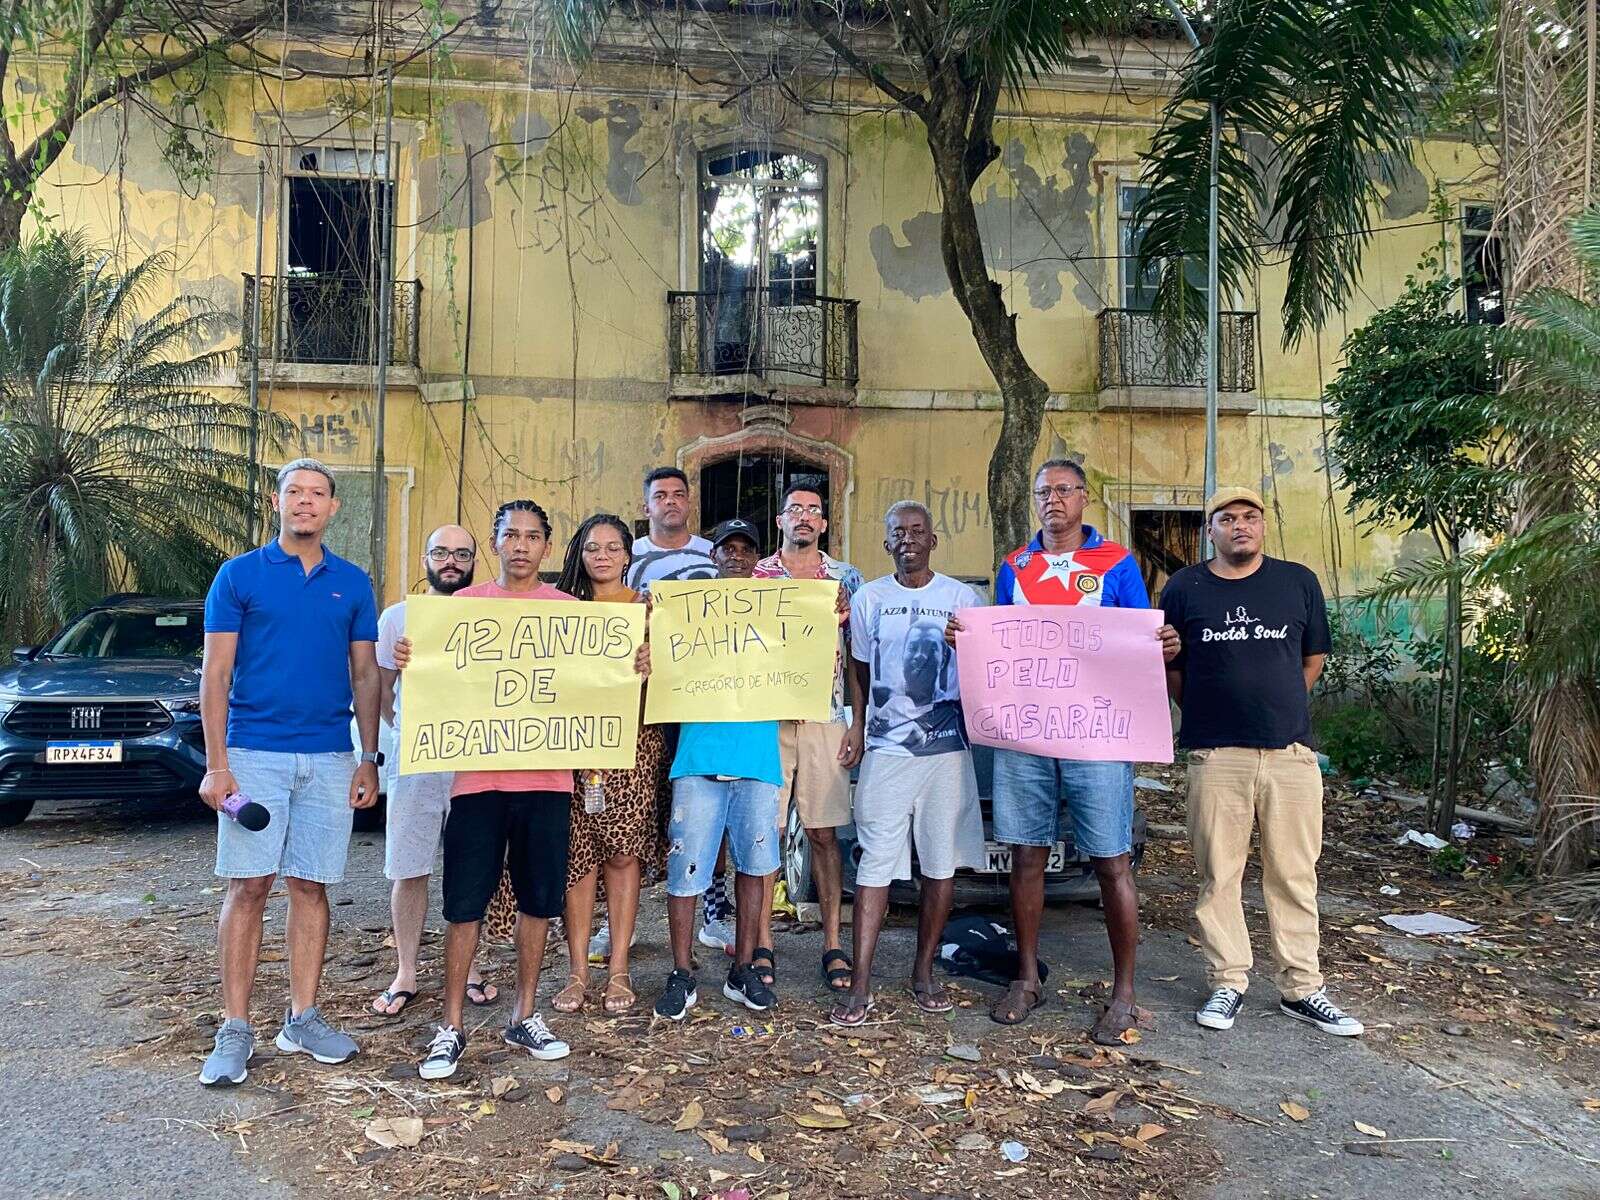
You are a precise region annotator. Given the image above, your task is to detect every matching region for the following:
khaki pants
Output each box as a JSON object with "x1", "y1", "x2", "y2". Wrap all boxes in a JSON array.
[{"x1": 1186, "y1": 744, "x2": 1324, "y2": 1001}]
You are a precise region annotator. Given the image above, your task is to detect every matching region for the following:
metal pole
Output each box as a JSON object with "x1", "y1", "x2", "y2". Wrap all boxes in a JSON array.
[
  {"x1": 370, "y1": 75, "x2": 395, "y2": 600},
  {"x1": 247, "y1": 160, "x2": 265, "y2": 546},
  {"x1": 1161, "y1": 0, "x2": 1220, "y2": 557}
]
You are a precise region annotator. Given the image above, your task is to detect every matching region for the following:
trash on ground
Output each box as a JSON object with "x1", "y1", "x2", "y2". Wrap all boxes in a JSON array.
[
  {"x1": 1134, "y1": 775, "x2": 1174, "y2": 793},
  {"x1": 1380, "y1": 912, "x2": 1481, "y2": 936},
  {"x1": 1396, "y1": 829, "x2": 1449, "y2": 851},
  {"x1": 1000, "y1": 1139, "x2": 1029, "y2": 1162},
  {"x1": 1450, "y1": 821, "x2": 1476, "y2": 841},
  {"x1": 1379, "y1": 884, "x2": 1401, "y2": 896}
]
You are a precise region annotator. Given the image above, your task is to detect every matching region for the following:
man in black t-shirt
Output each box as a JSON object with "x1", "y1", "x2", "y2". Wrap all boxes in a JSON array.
[{"x1": 1160, "y1": 487, "x2": 1363, "y2": 1039}]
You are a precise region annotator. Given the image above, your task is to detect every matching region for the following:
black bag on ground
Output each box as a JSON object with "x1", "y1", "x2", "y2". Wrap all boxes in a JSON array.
[{"x1": 936, "y1": 911, "x2": 1050, "y2": 988}]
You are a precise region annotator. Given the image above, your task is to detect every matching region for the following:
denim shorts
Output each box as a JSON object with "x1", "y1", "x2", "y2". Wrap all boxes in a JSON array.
[
  {"x1": 666, "y1": 776, "x2": 780, "y2": 897},
  {"x1": 990, "y1": 749, "x2": 1134, "y2": 859},
  {"x1": 215, "y1": 747, "x2": 355, "y2": 884}
]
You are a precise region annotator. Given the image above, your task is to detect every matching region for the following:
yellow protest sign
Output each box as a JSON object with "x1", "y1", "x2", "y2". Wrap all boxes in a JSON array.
[
  {"x1": 398, "y1": 595, "x2": 644, "y2": 774},
  {"x1": 645, "y1": 578, "x2": 838, "y2": 723}
]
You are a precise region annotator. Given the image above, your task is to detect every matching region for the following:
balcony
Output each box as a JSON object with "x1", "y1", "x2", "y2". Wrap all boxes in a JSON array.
[
  {"x1": 668, "y1": 287, "x2": 859, "y2": 400},
  {"x1": 1096, "y1": 308, "x2": 1258, "y2": 412},
  {"x1": 242, "y1": 273, "x2": 421, "y2": 383}
]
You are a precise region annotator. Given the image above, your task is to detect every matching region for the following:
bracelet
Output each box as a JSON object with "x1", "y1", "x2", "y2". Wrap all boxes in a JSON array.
[{"x1": 202, "y1": 769, "x2": 232, "y2": 779}]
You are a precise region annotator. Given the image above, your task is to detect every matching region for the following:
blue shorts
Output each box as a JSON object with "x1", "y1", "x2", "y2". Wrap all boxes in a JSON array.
[
  {"x1": 990, "y1": 750, "x2": 1134, "y2": 859},
  {"x1": 666, "y1": 776, "x2": 780, "y2": 897},
  {"x1": 215, "y1": 747, "x2": 355, "y2": 884}
]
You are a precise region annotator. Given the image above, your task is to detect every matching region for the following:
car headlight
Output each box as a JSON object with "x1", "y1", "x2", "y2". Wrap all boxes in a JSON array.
[{"x1": 161, "y1": 697, "x2": 202, "y2": 716}]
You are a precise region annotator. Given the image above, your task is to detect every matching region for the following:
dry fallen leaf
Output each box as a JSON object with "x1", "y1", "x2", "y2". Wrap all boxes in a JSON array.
[
  {"x1": 793, "y1": 1112, "x2": 851, "y2": 1130},
  {"x1": 1084, "y1": 1090, "x2": 1124, "y2": 1116},
  {"x1": 1280, "y1": 1100, "x2": 1311, "y2": 1122},
  {"x1": 1353, "y1": 1120, "x2": 1387, "y2": 1138},
  {"x1": 1134, "y1": 1123, "x2": 1168, "y2": 1142},
  {"x1": 1351, "y1": 925, "x2": 1383, "y2": 935},
  {"x1": 545, "y1": 1086, "x2": 565, "y2": 1104},
  {"x1": 747, "y1": 1144, "x2": 766, "y2": 1163},
  {"x1": 364, "y1": 1116, "x2": 424, "y2": 1149},
  {"x1": 1119, "y1": 1026, "x2": 1142, "y2": 1045},
  {"x1": 491, "y1": 1075, "x2": 517, "y2": 1098},
  {"x1": 673, "y1": 1100, "x2": 704, "y2": 1132},
  {"x1": 699, "y1": 1129, "x2": 732, "y2": 1154}
]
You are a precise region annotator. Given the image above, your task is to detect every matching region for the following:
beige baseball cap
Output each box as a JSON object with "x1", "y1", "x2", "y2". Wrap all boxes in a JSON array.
[{"x1": 1204, "y1": 486, "x2": 1266, "y2": 521}]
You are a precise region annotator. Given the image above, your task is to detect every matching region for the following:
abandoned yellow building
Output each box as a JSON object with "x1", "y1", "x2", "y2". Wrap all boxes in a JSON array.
[{"x1": 26, "y1": 8, "x2": 1499, "y2": 606}]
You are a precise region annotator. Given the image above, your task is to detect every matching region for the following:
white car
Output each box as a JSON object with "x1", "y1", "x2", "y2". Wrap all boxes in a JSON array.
[{"x1": 349, "y1": 715, "x2": 399, "y2": 831}]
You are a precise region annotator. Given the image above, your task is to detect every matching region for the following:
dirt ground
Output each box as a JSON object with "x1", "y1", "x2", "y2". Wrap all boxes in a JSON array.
[{"x1": 1, "y1": 767, "x2": 1597, "y2": 1200}]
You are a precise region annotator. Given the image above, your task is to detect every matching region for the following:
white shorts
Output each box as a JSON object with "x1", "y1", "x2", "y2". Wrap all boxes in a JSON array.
[
  {"x1": 383, "y1": 771, "x2": 453, "y2": 880},
  {"x1": 852, "y1": 749, "x2": 985, "y2": 887}
]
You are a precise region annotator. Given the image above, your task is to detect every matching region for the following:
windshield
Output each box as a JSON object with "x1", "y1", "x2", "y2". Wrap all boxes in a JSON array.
[{"x1": 44, "y1": 610, "x2": 204, "y2": 660}]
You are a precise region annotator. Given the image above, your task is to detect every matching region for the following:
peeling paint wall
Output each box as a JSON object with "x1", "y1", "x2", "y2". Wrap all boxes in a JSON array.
[{"x1": 22, "y1": 48, "x2": 1494, "y2": 605}]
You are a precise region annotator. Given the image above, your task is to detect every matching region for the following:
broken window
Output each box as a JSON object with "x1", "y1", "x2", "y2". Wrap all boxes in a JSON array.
[
  {"x1": 1130, "y1": 507, "x2": 1203, "y2": 597},
  {"x1": 1461, "y1": 204, "x2": 1504, "y2": 326},
  {"x1": 697, "y1": 147, "x2": 823, "y2": 374},
  {"x1": 281, "y1": 147, "x2": 394, "y2": 363}
]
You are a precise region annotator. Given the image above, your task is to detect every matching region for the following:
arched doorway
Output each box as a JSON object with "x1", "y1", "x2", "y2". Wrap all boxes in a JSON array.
[{"x1": 699, "y1": 452, "x2": 830, "y2": 556}]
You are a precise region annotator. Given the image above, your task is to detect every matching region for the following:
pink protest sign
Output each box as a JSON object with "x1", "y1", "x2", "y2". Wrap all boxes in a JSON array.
[{"x1": 955, "y1": 605, "x2": 1174, "y2": 763}]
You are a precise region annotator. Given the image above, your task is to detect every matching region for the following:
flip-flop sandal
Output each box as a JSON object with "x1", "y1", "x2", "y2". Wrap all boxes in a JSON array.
[
  {"x1": 466, "y1": 980, "x2": 499, "y2": 1007},
  {"x1": 552, "y1": 975, "x2": 588, "y2": 1013},
  {"x1": 990, "y1": 980, "x2": 1044, "y2": 1025},
  {"x1": 602, "y1": 973, "x2": 638, "y2": 1014},
  {"x1": 1091, "y1": 1000, "x2": 1156, "y2": 1046},
  {"x1": 751, "y1": 947, "x2": 777, "y2": 988},
  {"x1": 828, "y1": 996, "x2": 875, "y2": 1027},
  {"x1": 371, "y1": 989, "x2": 416, "y2": 1017},
  {"x1": 911, "y1": 981, "x2": 954, "y2": 1013},
  {"x1": 821, "y1": 948, "x2": 853, "y2": 994}
]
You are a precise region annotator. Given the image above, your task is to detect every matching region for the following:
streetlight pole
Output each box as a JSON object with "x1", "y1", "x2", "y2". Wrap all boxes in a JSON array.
[{"x1": 1161, "y1": 1, "x2": 1220, "y2": 556}]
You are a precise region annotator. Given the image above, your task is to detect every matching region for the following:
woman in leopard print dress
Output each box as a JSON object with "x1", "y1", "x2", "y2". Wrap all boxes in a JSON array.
[{"x1": 483, "y1": 515, "x2": 667, "y2": 1013}]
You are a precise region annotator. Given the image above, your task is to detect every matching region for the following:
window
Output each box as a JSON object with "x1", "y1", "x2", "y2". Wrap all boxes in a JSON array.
[
  {"x1": 45, "y1": 610, "x2": 204, "y2": 660},
  {"x1": 1130, "y1": 507, "x2": 1203, "y2": 598},
  {"x1": 696, "y1": 148, "x2": 824, "y2": 376},
  {"x1": 280, "y1": 145, "x2": 394, "y2": 363},
  {"x1": 1462, "y1": 204, "x2": 1504, "y2": 326},
  {"x1": 1118, "y1": 184, "x2": 1206, "y2": 311},
  {"x1": 699, "y1": 455, "x2": 830, "y2": 554}
]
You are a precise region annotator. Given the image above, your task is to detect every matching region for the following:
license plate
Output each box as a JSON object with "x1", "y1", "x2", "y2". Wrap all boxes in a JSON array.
[
  {"x1": 46, "y1": 741, "x2": 122, "y2": 764},
  {"x1": 979, "y1": 841, "x2": 1067, "y2": 873}
]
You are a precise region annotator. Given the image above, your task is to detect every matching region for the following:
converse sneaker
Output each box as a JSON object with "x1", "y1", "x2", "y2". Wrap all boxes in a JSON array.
[
  {"x1": 275, "y1": 1005, "x2": 359, "y2": 1064},
  {"x1": 1196, "y1": 987, "x2": 1244, "y2": 1031},
  {"x1": 504, "y1": 1012, "x2": 570, "y2": 1061},
  {"x1": 654, "y1": 967, "x2": 698, "y2": 1021},
  {"x1": 1280, "y1": 989, "x2": 1364, "y2": 1036},
  {"x1": 418, "y1": 1025, "x2": 466, "y2": 1080},
  {"x1": 199, "y1": 1017, "x2": 254, "y2": 1087},
  {"x1": 723, "y1": 962, "x2": 777, "y2": 1012}
]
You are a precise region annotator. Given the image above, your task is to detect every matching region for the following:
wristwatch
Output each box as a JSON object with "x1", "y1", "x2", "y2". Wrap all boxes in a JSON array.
[{"x1": 358, "y1": 750, "x2": 386, "y2": 766}]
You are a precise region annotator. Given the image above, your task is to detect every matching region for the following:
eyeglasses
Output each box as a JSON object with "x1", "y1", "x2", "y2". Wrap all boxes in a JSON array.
[
  {"x1": 1033, "y1": 484, "x2": 1087, "y2": 501},
  {"x1": 426, "y1": 547, "x2": 475, "y2": 564},
  {"x1": 783, "y1": 503, "x2": 824, "y2": 517}
]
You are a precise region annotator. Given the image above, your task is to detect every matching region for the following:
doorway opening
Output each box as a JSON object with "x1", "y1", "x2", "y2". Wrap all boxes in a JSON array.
[
  {"x1": 1130, "y1": 507, "x2": 1203, "y2": 598},
  {"x1": 699, "y1": 454, "x2": 830, "y2": 556}
]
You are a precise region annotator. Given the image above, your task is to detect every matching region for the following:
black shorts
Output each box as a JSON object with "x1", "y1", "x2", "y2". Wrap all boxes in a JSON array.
[{"x1": 441, "y1": 790, "x2": 571, "y2": 923}]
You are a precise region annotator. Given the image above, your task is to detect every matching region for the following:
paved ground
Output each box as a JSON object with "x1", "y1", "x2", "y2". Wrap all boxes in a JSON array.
[{"x1": 1, "y1": 793, "x2": 1597, "y2": 1199}]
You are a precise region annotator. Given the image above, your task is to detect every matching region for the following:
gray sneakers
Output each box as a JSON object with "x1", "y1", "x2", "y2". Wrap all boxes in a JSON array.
[
  {"x1": 275, "y1": 1005, "x2": 359, "y2": 1064},
  {"x1": 199, "y1": 1018, "x2": 255, "y2": 1087}
]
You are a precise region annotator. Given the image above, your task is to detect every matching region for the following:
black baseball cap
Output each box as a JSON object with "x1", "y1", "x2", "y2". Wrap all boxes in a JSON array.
[{"x1": 709, "y1": 518, "x2": 761, "y2": 549}]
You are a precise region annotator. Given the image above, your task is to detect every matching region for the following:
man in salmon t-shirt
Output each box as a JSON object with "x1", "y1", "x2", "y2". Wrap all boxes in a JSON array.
[{"x1": 393, "y1": 500, "x2": 648, "y2": 1080}]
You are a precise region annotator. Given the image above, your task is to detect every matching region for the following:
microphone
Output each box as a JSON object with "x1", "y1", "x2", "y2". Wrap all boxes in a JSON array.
[{"x1": 221, "y1": 791, "x2": 271, "y2": 832}]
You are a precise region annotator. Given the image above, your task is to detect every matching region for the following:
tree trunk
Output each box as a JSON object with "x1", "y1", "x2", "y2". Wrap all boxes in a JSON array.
[
  {"x1": 0, "y1": 196, "x2": 24, "y2": 253},
  {"x1": 921, "y1": 116, "x2": 1051, "y2": 571}
]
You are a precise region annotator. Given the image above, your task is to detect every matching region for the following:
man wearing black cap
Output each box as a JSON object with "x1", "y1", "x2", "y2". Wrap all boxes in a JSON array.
[
  {"x1": 1160, "y1": 487, "x2": 1363, "y2": 1038},
  {"x1": 708, "y1": 518, "x2": 762, "y2": 579}
]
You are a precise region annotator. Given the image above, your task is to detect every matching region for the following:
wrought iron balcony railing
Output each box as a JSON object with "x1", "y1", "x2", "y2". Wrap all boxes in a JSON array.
[
  {"x1": 1097, "y1": 307, "x2": 1257, "y2": 392},
  {"x1": 242, "y1": 274, "x2": 421, "y2": 368},
  {"x1": 668, "y1": 287, "x2": 859, "y2": 388}
]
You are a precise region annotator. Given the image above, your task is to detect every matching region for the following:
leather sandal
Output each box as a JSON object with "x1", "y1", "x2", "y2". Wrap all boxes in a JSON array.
[
  {"x1": 990, "y1": 980, "x2": 1044, "y2": 1025},
  {"x1": 552, "y1": 974, "x2": 588, "y2": 1013},
  {"x1": 602, "y1": 973, "x2": 637, "y2": 1014}
]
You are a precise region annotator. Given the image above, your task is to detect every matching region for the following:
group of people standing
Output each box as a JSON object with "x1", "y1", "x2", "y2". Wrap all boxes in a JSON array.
[{"x1": 195, "y1": 453, "x2": 1362, "y2": 1090}]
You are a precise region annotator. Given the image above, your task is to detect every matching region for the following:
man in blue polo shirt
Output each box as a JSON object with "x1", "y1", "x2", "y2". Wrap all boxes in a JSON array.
[{"x1": 197, "y1": 458, "x2": 382, "y2": 1087}]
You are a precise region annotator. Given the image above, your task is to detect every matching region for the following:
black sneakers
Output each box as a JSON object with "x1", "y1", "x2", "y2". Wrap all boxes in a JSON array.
[
  {"x1": 419, "y1": 1025, "x2": 465, "y2": 1080},
  {"x1": 1196, "y1": 986, "x2": 1244, "y2": 1030},
  {"x1": 504, "y1": 1012, "x2": 571, "y2": 1060},
  {"x1": 1280, "y1": 989, "x2": 1364, "y2": 1036},
  {"x1": 654, "y1": 968, "x2": 698, "y2": 1021},
  {"x1": 723, "y1": 962, "x2": 777, "y2": 1012}
]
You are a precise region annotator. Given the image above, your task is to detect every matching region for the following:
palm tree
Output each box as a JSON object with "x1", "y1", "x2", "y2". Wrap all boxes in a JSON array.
[{"x1": 0, "y1": 232, "x2": 284, "y2": 646}]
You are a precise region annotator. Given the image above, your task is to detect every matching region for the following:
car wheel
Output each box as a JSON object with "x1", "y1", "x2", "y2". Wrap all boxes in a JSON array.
[
  {"x1": 0, "y1": 798, "x2": 35, "y2": 828},
  {"x1": 352, "y1": 794, "x2": 387, "y2": 834},
  {"x1": 781, "y1": 803, "x2": 817, "y2": 904}
]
